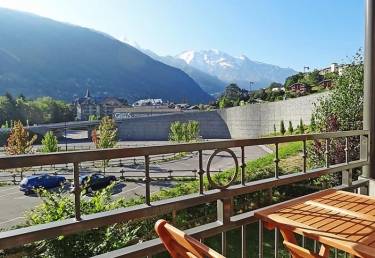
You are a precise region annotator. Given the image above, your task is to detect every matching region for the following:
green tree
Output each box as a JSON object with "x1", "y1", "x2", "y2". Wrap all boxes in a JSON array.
[
  {"x1": 218, "y1": 96, "x2": 232, "y2": 108},
  {"x1": 41, "y1": 131, "x2": 59, "y2": 153},
  {"x1": 311, "y1": 50, "x2": 363, "y2": 169},
  {"x1": 5, "y1": 121, "x2": 37, "y2": 179},
  {"x1": 284, "y1": 72, "x2": 304, "y2": 89},
  {"x1": 169, "y1": 121, "x2": 200, "y2": 143},
  {"x1": 93, "y1": 117, "x2": 118, "y2": 173},
  {"x1": 288, "y1": 121, "x2": 294, "y2": 134},
  {"x1": 6, "y1": 121, "x2": 37, "y2": 155},
  {"x1": 280, "y1": 120, "x2": 286, "y2": 135}
]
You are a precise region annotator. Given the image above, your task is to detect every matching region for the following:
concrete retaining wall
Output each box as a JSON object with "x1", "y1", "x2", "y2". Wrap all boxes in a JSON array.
[
  {"x1": 219, "y1": 92, "x2": 327, "y2": 138},
  {"x1": 117, "y1": 111, "x2": 230, "y2": 140},
  {"x1": 117, "y1": 92, "x2": 328, "y2": 140}
]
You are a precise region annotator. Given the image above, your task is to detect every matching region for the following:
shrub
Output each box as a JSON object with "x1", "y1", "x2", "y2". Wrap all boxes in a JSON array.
[{"x1": 169, "y1": 121, "x2": 200, "y2": 143}]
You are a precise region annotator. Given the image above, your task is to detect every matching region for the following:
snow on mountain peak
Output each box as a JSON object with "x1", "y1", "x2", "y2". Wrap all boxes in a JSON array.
[
  {"x1": 175, "y1": 49, "x2": 297, "y2": 88},
  {"x1": 177, "y1": 50, "x2": 196, "y2": 64}
]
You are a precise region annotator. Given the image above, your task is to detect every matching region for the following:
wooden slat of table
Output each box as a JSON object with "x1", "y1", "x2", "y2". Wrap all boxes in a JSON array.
[{"x1": 255, "y1": 189, "x2": 375, "y2": 258}]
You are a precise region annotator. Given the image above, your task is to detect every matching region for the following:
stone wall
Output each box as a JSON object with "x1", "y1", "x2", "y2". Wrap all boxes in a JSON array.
[{"x1": 117, "y1": 92, "x2": 328, "y2": 140}]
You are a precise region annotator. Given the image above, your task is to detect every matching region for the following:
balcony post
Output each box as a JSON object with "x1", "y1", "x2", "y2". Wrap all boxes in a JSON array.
[
  {"x1": 73, "y1": 162, "x2": 81, "y2": 221},
  {"x1": 363, "y1": 0, "x2": 375, "y2": 189},
  {"x1": 217, "y1": 197, "x2": 232, "y2": 256}
]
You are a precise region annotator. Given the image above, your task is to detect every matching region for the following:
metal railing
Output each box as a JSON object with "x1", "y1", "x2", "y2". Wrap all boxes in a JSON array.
[{"x1": 0, "y1": 130, "x2": 369, "y2": 257}]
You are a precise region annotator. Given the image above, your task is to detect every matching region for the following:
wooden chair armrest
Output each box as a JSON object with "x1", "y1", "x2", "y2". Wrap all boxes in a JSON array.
[{"x1": 283, "y1": 241, "x2": 324, "y2": 258}]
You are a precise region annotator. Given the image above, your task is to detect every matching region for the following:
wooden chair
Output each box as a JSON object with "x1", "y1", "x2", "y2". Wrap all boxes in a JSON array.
[
  {"x1": 283, "y1": 241, "x2": 328, "y2": 258},
  {"x1": 155, "y1": 219, "x2": 225, "y2": 258}
]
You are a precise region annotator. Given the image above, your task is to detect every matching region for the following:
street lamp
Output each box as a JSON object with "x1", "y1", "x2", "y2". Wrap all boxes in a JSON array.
[
  {"x1": 64, "y1": 121, "x2": 67, "y2": 151},
  {"x1": 249, "y1": 81, "x2": 254, "y2": 92}
]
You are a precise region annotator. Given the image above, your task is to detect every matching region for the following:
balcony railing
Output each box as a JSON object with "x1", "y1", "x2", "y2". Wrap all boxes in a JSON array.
[{"x1": 0, "y1": 130, "x2": 369, "y2": 257}]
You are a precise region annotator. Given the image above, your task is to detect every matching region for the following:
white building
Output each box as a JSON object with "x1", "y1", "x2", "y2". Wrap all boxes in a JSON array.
[{"x1": 132, "y1": 98, "x2": 163, "y2": 107}]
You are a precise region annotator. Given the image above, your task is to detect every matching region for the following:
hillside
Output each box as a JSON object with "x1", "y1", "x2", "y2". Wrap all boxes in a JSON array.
[{"x1": 0, "y1": 8, "x2": 213, "y2": 104}]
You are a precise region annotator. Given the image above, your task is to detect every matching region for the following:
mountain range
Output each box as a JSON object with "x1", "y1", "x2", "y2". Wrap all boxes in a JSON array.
[
  {"x1": 134, "y1": 45, "x2": 297, "y2": 94},
  {"x1": 0, "y1": 8, "x2": 212, "y2": 104},
  {"x1": 0, "y1": 7, "x2": 297, "y2": 104},
  {"x1": 176, "y1": 49, "x2": 297, "y2": 91}
]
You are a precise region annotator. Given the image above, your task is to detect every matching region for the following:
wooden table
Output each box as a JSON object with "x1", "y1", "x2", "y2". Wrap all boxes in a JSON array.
[{"x1": 255, "y1": 189, "x2": 375, "y2": 258}]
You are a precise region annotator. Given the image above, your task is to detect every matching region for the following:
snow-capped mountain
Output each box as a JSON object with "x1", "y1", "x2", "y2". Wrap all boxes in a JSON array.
[
  {"x1": 176, "y1": 49, "x2": 297, "y2": 89},
  {"x1": 139, "y1": 48, "x2": 227, "y2": 96}
]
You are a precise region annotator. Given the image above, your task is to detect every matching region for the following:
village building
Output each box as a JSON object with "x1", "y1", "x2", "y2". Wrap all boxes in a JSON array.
[{"x1": 74, "y1": 89, "x2": 126, "y2": 120}]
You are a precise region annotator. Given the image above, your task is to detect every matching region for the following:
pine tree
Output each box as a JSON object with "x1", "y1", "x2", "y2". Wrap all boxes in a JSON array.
[
  {"x1": 288, "y1": 121, "x2": 294, "y2": 134},
  {"x1": 41, "y1": 131, "x2": 59, "y2": 153},
  {"x1": 280, "y1": 120, "x2": 286, "y2": 135}
]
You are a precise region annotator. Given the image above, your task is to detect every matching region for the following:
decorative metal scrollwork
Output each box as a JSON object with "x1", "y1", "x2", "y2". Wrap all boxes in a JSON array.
[{"x1": 206, "y1": 148, "x2": 239, "y2": 189}]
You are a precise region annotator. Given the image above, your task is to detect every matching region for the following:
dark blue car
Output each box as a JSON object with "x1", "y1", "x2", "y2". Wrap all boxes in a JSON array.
[
  {"x1": 72, "y1": 173, "x2": 116, "y2": 193},
  {"x1": 20, "y1": 174, "x2": 66, "y2": 194}
]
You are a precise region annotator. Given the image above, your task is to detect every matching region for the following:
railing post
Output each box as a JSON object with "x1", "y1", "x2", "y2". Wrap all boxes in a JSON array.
[
  {"x1": 325, "y1": 139, "x2": 330, "y2": 168},
  {"x1": 342, "y1": 169, "x2": 353, "y2": 187},
  {"x1": 274, "y1": 228, "x2": 279, "y2": 258},
  {"x1": 241, "y1": 146, "x2": 246, "y2": 185},
  {"x1": 259, "y1": 220, "x2": 264, "y2": 258},
  {"x1": 241, "y1": 225, "x2": 247, "y2": 258},
  {"x1": 274, "y1": 143, "x2": 280, "y2": 178},
  {"x1": 198, "y1": 150, "x2": 204, "y2": 194},
  {"x1": 144, "y1": 155, "x2": 151, "y2": 205},
  {"x1": 342, "y1": 137, "x2": 353, "y2": 187},
  {"x1": 73, "y1": 162, "x2": 81, "y2": 221},
  {"x1": 302, "y1": 139, "x2": 307, "y2": 173},
  {"x1": 217, "y1": 197, "x2": 232, "y2": 257}
]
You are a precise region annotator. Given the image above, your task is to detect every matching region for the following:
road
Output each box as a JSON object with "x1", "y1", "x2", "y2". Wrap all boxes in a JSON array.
[{"x1": 0, "y1": 140, "x2": 270, "y2": 229}]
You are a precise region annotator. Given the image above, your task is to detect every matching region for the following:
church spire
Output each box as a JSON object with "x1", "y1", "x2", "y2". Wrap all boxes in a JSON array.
[{"x1": 85, "y1": 88, "x2": 91, "y2": 98}]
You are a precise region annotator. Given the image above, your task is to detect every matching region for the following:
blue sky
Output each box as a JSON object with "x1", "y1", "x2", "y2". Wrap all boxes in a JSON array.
[{"x1": 0, "y1": 0, "x2": 364, "y2": 71}]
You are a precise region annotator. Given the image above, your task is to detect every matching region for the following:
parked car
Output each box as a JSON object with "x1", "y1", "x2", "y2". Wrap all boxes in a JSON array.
[
  {"x1": 20, "y1": 174, "x2": 66, "y2": 194},
  {"x1": 72, "y1": 173, "x2": 116, "y2": 193}
]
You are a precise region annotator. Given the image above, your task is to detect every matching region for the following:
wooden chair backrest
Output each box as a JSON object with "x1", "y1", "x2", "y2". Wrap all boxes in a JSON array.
[
  {"x1": 283, "y1": 241, "x2": 326, "y2": 258},
  {"x1": 155, "y1": 219, "x2": 225, "y2": 258}
]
